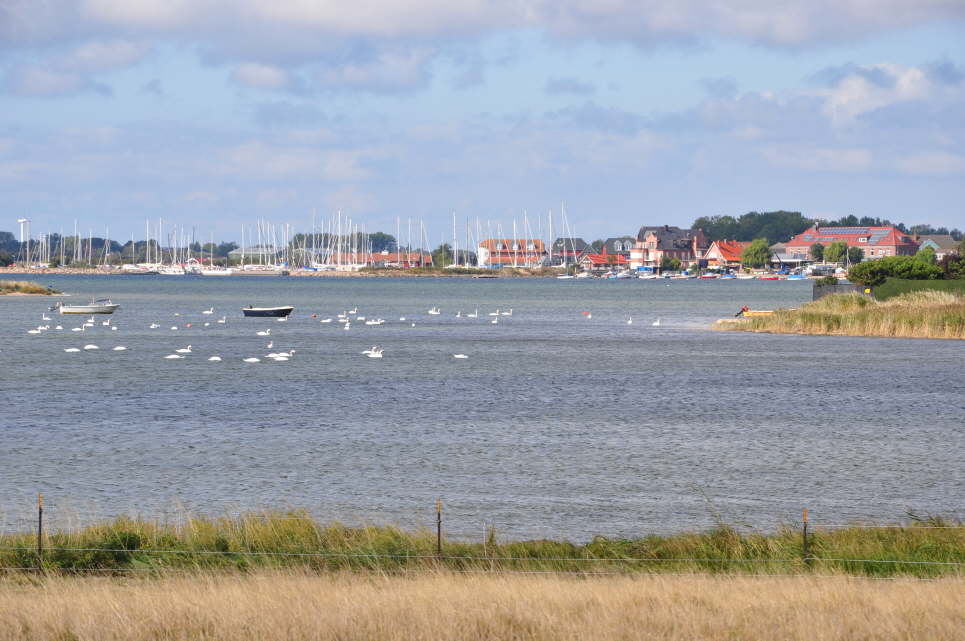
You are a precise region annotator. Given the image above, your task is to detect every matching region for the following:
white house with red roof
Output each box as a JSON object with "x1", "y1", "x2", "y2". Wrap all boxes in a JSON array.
[
  {"x1": 784, "y1": 226, "x2": 918, "y2": 260},
  {"x1": 477, "y1": 238, "x2": 547, "y2": 267},
  {"x1": 704, "y1": 240, "x2": 751, "y2": 268}
]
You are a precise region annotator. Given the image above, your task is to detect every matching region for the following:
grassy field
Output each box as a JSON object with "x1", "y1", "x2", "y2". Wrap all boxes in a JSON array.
[
  {"x1": 719, "y1": 290, "x2": 965, "y2": 339},
  {"x1": 0, "y1": 280, "x2": 58, "y2": 295},
  {"x1": 2, "y1": 511, "x2": 962, "y2": 578},
  {"x1": 874, "y1": 277, "x2": 965, "y2": 301},
  {"x1": 0, "y1": 571, "x2": 961, "y2": 641}
]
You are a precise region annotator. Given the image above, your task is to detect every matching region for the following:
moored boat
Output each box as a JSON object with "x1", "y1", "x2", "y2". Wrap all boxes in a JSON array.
[
  {"x1": 242, "y1": 305, "x2": 294, "y2": 318},
  {"x1": 52, "y1": 299, "x2": 120, "y2": 315}
]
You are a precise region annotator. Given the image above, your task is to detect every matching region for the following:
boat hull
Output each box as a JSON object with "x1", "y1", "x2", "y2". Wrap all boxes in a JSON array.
[
  {"x1": 242, "y1": 306, "x2": 294, "y2": 317},
  {"x1": 59, "y1": 304, "x2": 119, "y2": 315}
]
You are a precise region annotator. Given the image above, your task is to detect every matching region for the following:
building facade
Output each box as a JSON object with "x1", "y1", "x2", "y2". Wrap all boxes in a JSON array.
[
  {"x1": 784, "y1": 226, "x2": 919, "y2": 260},
  {"x1": 629, "y1": 226, "x2": 709, "y2": 269},
  {"x1": 477, "y1": 239, "x2": 547, "y2": 267},
  {"x1": 704, "y1": 240, "x2": 751, "y2": 269}
]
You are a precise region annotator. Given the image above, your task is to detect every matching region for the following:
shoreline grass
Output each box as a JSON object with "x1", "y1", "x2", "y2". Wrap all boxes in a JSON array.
[
  {"x1": 0, "y1": 571, "x2": 962, "y2": 641},
  {"x1": 719, "y1": 290, "x2": 965, "y2": 339},
  {"x1": 0, "y1": 280, "x2": 59, "y2": 295},
  {"x1": 2, "y1": 511, "x2": 961, "y2": 578}
]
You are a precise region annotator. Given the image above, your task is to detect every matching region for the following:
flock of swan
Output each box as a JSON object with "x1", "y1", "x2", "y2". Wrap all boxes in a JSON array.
[{"x1": 22, "y1": 303, "x2": 663, "y2": 364}]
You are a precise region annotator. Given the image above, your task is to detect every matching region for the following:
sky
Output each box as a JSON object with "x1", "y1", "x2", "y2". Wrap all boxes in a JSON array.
[{"x1": 2, "y1": 0, "x2": 965, "y2": 244}]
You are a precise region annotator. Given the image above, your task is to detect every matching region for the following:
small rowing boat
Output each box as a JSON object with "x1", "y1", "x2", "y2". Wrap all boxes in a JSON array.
[{"x1": 242, "y1": 305, "x2": 294, "y2": 318}]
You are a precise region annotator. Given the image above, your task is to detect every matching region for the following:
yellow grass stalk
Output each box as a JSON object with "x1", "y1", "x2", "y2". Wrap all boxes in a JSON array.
[{"x1": 0, "y1": 571, "x2": 961, "y2": 641}]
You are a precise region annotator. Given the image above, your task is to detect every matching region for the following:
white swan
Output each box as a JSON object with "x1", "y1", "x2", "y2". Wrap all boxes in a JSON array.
[
  {"x1": 320, "y1": 318, "x2": 332, "y2": 323},
  {"x1": 63, "y1": 347, "x2": 81, "y2": 353},
  {"x1": 54, "y1": 325, "x2": 63, "y2": 330},
  {"x1": 170, "y1": 326, "x2": 178, "y2": 330},
  {"x1": 41, "y1": 314, "x2": 51, "y2": 321},
  {"x1": 488, "y1": 309, "x2": 499, "y2": 316},
  {"x1": 83, "y1": 344, "x2": 98, "y2": 350},
  {"x1": 343, "y1": 322, "x2": 351, "y2": 330},
  {"x1": 272, "y1": 356, "x2": 289, "y2": 362},
  {"x1": 242, "y1": 357, "x2": 260, "y2": 363},
  {"x1": 500, "y1": 308, "x2": 513, "y2": 316},
  {"x1": 348, "y1": 307, "x2": 358, "y2": 314},
  {"x1": 71, "y1": 326, "x2": 85, "y2": 332},
  {"x1": 256, "y1": 329, "x2": 271, "y2": 336},
  {"x1": 453, "y1": 354, "x2": 469, "y2": 359},
  {"x1": 27, "y1": 329, "x2": 42, "y2": 334},
  {"x1": 652, "y1": 318, "x2": 661, "y2": 326},
  {"x1": 112, "y1": 346, "x2": 127, "y2": 351},
  {"x1": 276, "y1": 350, "x2": 295, "y2": 357},
  {"x1": 627, "y1": 316, "x2": 633, "y2": 325},
  {"x1": 175, "y1": 345, "x2": 192, "y2": 353},
  {"x1": 276, "y1": 316, "x2": 287, "y2": 322},
  {"x1": 399, "y1": 316, "x2": 406, "y2": 321},
  {"x1": 202, "y1": 307, "x2": 214, "y2": 315},
  {"x1": 217, "y1": 316, "x2": 226, "y2": 324},
  {"x1": 164, "y1": 354, "x2": 183, "y2": 359},
  {"x1": 102, "y1": 319, "x2": 111, "y2": 326},
  {"x1": 208, "y1": 356, "x2": 222, "y2": 362},
  {"x1": 491, "y1": 317, "x2": 498, "y2": 324},
  {"x1": 203, "y1": 322, "x2": 210, "y2": 327},
  {"x1": 467, "y1": 309, "x2": 478, "y2": 318},
  {"x1": 149, "y1": 323, "x2": 159, "y2": 329}
]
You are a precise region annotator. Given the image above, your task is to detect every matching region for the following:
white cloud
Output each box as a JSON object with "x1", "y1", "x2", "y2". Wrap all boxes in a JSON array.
[
  {"x1": 2, "y1": 66, "x2": 110, "y2": 98},
  {"x1": 58, "y1": 40, "x2": 151, "y2": 73},
  {"x1": 230, "y1": 62, "x2": 292, "y2": 90},
  {"x1": 314, "y1": 49, "x2": 433, "y2": 93},
  {"x1": 896, "y1": 151, "x2": 965, "y2": 175},
  {"x1": 814, "y1": 63, "x2": 931, "y2": 125},
  {"x1": 761, "y1": 146, "x2": 873, "y2": 172}
]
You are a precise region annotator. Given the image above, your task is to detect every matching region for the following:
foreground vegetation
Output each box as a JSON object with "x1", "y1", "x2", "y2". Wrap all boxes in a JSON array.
[
  {"x1": 1, "y1": 511, "x2": 962, "y2": 578},
  {"x1": 0, "y1": 280, "x2": 58, "y2": 295},
  {"x1": 1, "y1": 571, "x2": 962, "y2": 641},
  {"x1": 721, "y1": 290, "x2": 965, "y2": 340},
  {"x1": 874, "y1": 277, "x2": 965, "y2": 301}
]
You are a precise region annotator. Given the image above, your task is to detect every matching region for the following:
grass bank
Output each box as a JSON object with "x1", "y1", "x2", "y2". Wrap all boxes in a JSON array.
[
  {"x1": 874, "y1": 277, "x2": 965, "y2": 301},
  {"x1": 1, "y1": 572, "x2": 962, "y2": 641},
  {"x1": 1, "y1": 511, "x2": 962, "y2": 578},
  {"x1": 0, "y1": 280, "x2": 59, "y2": 295},
  {"x1": 719, "y1": 290, "x2": 965, "y2": 339}
]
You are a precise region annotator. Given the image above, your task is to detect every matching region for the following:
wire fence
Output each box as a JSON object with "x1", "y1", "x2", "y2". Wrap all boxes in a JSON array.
[{"x1": 1, "y1": 497, "x2": 962, "y2": 579}]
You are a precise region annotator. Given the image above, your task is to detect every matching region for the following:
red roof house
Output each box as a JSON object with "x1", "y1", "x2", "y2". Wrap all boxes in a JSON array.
[{"x1": 785, "y1": 226, "x2": 918, "y2": 260}]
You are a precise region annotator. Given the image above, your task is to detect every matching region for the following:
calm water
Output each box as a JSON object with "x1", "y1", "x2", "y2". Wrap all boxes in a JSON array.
[{"x1": 1, "y1": 275, "x2": 962, "y2": 539}]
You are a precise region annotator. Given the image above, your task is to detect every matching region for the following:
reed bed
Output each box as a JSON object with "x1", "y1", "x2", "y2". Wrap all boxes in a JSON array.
[
  {"x1": 1, "y1": 511, "x2": 962, "y2": 578},
  {"x1": 720, "y1": 290, "x2": 965, "y2": 339},
  {"x1": 0, "y1": 280, "x2": 57, "y2": 295},
  {"x1": 0, "y1": 570, "x2": 962, "y2": 641}
]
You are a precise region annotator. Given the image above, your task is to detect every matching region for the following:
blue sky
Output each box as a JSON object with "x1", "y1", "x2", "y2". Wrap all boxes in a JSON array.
[{"x1": 2, "y1": 1, "x2": 965, "y2": 242}]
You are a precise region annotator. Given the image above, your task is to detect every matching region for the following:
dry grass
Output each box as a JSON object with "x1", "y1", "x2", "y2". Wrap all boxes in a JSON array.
[
  {"x1": 0, "y1": 280, "x2": 57, "y2": 295},
  {"x1": 0, "y1": 571, "x2": 961, "y2": 640},
  {"x1": 720, "y1": 290, "x2": 965, "y2": 339}
]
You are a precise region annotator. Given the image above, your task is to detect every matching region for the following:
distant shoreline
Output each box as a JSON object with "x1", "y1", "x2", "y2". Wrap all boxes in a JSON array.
[{"x1": 0, "y1": 267, "x2": 551, "y2": 278}]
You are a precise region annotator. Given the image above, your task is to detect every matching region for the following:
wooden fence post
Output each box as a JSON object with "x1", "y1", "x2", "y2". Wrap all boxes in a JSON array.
[
  {"x1": 436, "y1": 499, "x2": 442, "y2": 556},
  {"x1": 802, "y1": 508, "x2": 811, "y2": 567},
  {"x1": 36, "y1": 493, "x2": 44, "y2": 573}
]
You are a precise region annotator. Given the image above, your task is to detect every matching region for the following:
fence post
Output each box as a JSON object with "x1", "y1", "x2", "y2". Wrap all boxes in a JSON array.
[
  {"x1": 802, "y1": 507, "x2": 810, "y2": 568},
  {"x1": 36, "y1": 493, "x2": 44, "y2": 573},
  {"x1": 436, "y1": 499, "x2": 442, "y2": 556}
]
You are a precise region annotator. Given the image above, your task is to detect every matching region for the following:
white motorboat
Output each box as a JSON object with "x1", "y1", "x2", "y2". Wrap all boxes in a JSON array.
[{"x1": 51, "y1": 299, "x2": 120, "y2": 315}]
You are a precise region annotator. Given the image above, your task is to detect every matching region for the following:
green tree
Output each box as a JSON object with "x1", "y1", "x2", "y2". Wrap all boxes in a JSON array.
[
  {"x1": 740, "y1": 238, "x2": 772, "y2": 268},
  {"x1": 958, "y1": 237, "x2": 965, "y2": 256},
  {"x1": 660, "y1": 256, "x2": 681, "y2": 271},
  {"x1": 847, "y1": 247, "x2": 864, "y2": 265},
  {"x1": 590, "y1": 239, "x2": 604, "y2": 253},
  {"x1": 916, "y1": 246, "x2": 937, "y2": 265},
  {"x1": 368, "y1": 232, "x2": 397, "y2": 252},
  {"x1": 810, "y1": 242, "x2": 824, "y2": 262},
  {"x1": 0, "y1": 251, "x2": 13, "y2": 267},
  {"x1": 824, "y1": 241, "x2": 848, "y2": 263},
  {"x1": 431, "y1": 243, "x2": 453, "y2": 267}
]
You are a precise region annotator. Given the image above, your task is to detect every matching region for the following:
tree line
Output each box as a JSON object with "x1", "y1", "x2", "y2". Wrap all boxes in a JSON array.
[{"x1": 691, "y1": 211, "x2": 963, "y2": 245}]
